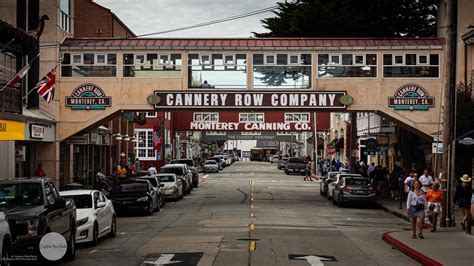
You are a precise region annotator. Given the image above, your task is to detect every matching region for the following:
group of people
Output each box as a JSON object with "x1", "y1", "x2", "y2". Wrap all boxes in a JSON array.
[
  {"x1": 405, "y1": 170, "x2": 472, "y2": 238},
  {"x1": 318, "y1": 158, "x2": 350, "y2": 176}
]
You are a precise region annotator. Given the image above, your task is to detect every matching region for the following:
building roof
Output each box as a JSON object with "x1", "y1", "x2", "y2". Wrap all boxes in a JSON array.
[{"x1": 61, "y1": 37, "x2": 445, "y2": 50}]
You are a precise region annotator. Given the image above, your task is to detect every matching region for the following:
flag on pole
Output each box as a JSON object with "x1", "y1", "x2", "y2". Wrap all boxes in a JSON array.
[
  {"x1": 0, "y1": 53, "x2": 39, "y2": 92},
  {"x1": 153, "y1": 125, "x2": 162, "y2": 151},
  {"x1": 33, "y1": 67, "x2": 56, "y2": 103}
]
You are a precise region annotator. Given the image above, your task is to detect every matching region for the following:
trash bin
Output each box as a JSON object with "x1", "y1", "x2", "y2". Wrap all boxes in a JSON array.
[{"x1": 64, "y1": 183, "x2": 84, "y2": 190}]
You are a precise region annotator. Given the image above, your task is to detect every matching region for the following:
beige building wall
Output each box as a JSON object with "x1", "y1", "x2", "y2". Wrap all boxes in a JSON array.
[{"x1": 0, "y1": 0, "x2": 17, "y2": 25}]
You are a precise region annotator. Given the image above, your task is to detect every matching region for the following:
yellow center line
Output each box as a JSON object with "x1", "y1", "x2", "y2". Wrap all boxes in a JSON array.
[
  {"x1": 249, "y1": 241, "x2": 256, "y2": 251},
  {"x1": 250, "y1": 223, "x2": 255, "y2": 231},
  {"x1": 250, "y1": 213, "x2": 256, "y2": 218}
]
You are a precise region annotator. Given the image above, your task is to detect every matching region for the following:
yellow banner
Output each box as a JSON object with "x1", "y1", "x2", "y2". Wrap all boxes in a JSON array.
[{"x1": 0, "y1": 120, "x2": 25, "y2": 140}]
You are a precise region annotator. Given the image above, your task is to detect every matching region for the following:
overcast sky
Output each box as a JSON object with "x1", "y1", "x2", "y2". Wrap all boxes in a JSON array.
[{"x1": 94, "y1": 0, "x2": 280, "y2": 38}]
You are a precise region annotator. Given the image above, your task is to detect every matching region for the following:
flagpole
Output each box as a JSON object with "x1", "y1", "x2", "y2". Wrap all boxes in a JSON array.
[
  {"x1": 22, "y1": 61, "x2": 61, "y2": 100},
  {"x1": 0, "y1": 53, "x2": 41, "y2": 92}
]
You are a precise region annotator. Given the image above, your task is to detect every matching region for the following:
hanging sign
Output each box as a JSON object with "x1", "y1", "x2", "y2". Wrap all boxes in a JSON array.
[
  {"x1": 66, "y1": 83, "x2": 111, "y2": 110},
  {"x1": 388, "y1": 84, "x2": 434, "y2": 111}
]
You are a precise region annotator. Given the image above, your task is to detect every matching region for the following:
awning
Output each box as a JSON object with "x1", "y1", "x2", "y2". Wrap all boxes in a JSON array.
[{"x1": 457, "y1": 129, "x2": 474, "y2": 146}]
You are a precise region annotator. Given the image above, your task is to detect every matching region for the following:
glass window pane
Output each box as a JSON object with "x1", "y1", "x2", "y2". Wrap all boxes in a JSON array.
[
  {"x1": 225, "y1": 55, "x2": 234, "y2": 65},
  {"x1": 342, "y1": 54, "x2": 352, "y2": 65},
  {"x1": 406, "y1": 54, "x2": 416, "y2": 65},
  {"x1": 83, "y1": 53, "x2": 94, "y2": 65},
  {"x1": 265, "y1": 55, "x2": 275, "y2": 64},
  {"x1": 171, "y1": 54, "x2": 182, "y2": 66},
  {"x1": 366, "y1": 54, "x2": 377, "y2": 65},
  {"x1": 330, "y1": 55, "x2": 340, "y2": 65},
  {"x1": 354, "y1": 55, "x2": 364, "y2": 65},
  {"x1": 72, "y1": 54, "x2": 82, "y2": 64},
  {"x1": 62, "y1": 53, "x2": 71, "y2": 64},
  {"x1": 188, "y1": 54, "x2": 199, "y2": 65},
  {"x1": 123, "y1": 54, "x2": 133, "y2": 64},
  {"x1": 201, "y1": 55, "x2": 211, "y2": 65},
  {"x1": 159, "y1": 54, "x2": 170, "y2": 65},
  {"x1": 418, "y1": 55, "x2": 428, "y2": 64},
  {"x1": 107, "y1": 54, "x2": 116, "y2": 65},
  {"x1": 236, "y1": 54, "x2": 246, "y2": 65},
  {"x1": 253, "y1": 54, "x2": 264, "y2": 65},
  {"x1": 212, "y1": 54, "x2": 223, "y2": 65},
  {"x1": 383, "y1": 54, "x2": 392, "y2": 65},
  {"x1": 429, "y1": 54, "x2": 439, "y2": 65},
  {"x1": 96, "y1": 54, "x2": 106, "y2": 64},
  {"x1": 289, "y1": 55, "x2": 299, "y2": 64},
  {"x1": 147, "y1": 54, "x2": 158, "y2": 65},
  {"x1": 394, "y1": 55, "x2": 404, "y2": 65},
  {"x1": 277, "y1": 54, "x2": 288, "y2": 65},
  {"x1": 318, "y1": 54, "x2": 328, "y2": 65},
  {"x1": 60, "y1": 0, "x2": 70, "y2": 15},
  {"x1": 147, "y1": 149, "x2": 155, "y2": 158},
  {"x1": 301, "y1": 54, "x2": 311, "y2": 65}
]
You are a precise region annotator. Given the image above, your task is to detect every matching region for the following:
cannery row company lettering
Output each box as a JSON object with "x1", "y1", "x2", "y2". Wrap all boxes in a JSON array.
[
  {"x1": 152, "y1": 91, "x2": 347, "y2": 109},
  {"x1": 190, "y1": 122, "x2": 311, "y2": 131},
  {"x1": 66, "y1": 83, "x2": 112, "y2": 110}
]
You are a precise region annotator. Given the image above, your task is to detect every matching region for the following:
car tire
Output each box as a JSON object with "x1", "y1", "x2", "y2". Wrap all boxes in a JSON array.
[
  {"x1": 175, "y1": 190, "x2": 179, "y2": 201},
  {"x1": 337, "y1": 195, "x2": 344, "y2": 208},
  {"x1": 108, "y1": 216, "x2": 117, "y2": 237},
  {"x1": 1, "y1": 238, "x2": 10, "y2": 266},
  {"x1": 161, "y1": 195, "x2": 165, "y2": 207},
  {"x1": 92, "y1": 223, "x2": 99, "y2": 246},
  {"x1": 155, "y1": 198, "x2": 160, "y2": 212},
  {"x1": 179, "y1": 189, "x2": 184, "y2": 200},
  {"x1": 64, "y1": 223, "x2": 76, "y2": 262},
  {"x1": 332, "y1": 193, "x2": 337, "y2": 205}
]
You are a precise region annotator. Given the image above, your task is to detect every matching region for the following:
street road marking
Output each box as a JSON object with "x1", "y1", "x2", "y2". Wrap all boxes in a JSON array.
[
  {"x1": 249, "y1": 241, "x2": 256, "y2": 251},
  {"x1": 144, "y1": 254, "x2": 182, "y2": 265},
  {"x1": 250, "y1": 223, "x2": 255, "y2": 230},
  {"x1": 89, "y1": 249, "x2": 97, "y2": 254},
  {"x1": 251, "y1": 197, "x2": 254, "y2": 202},
  {"x1": 202, "y1": 174, "x2": 209, "y2": 179},
  {"x1": 289, "y1": 254, "x2": 337, "y2": 266}
]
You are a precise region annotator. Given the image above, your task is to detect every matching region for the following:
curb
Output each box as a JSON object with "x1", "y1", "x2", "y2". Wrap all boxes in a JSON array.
[
  {"x1": 378, "y1": 203, "x2": 433, "y2": 229},
  {"x1": 382, "y1": 231, "x2": 442, "y2": 266}
]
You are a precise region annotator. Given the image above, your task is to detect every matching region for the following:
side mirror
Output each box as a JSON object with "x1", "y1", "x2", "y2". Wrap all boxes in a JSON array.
[
  {"x1": 55, "y1": 197, "x2": 66, "y2": 209},
  {"x1": 96, "y1": 202, "x2": 106, "y2": 208}
]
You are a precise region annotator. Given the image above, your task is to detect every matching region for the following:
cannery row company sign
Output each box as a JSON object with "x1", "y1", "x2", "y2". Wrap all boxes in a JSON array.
[
  {"x1": 149, "y1": 91, "x2": 351, "y2": 109},
  {"x1": 66, "y1": 83, "x2": 111, "y2": 110},
  {"x1": 190, "y1": 122, "x2": 311, "y2": 131},
  {"x1": 388, "y1": 84, "x2": 434, "y2": 111}
]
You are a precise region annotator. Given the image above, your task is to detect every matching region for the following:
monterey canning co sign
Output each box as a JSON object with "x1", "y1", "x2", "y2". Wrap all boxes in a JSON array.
[
  {"x1": 388, "y1": 84, "x2": 434, "y2": 111},
  {"x1": 149, "y1": 91, "x2": 349, "y2": 109},
  {"x1": 66, "y1": 83, "x2": 111, "y2": 110}
]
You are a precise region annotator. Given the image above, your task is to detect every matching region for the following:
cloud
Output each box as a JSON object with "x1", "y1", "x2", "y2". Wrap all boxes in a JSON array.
[{"x1": 94, "y1": 0, "x2": 278, "y2": 37}]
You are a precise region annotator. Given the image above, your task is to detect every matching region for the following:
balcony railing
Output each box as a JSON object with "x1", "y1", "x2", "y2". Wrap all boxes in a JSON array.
[{"x1": 0, "y1": 86, "x2": 22, "y2": 114}]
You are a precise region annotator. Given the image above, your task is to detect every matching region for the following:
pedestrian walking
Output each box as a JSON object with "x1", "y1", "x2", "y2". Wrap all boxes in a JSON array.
[
  {"x1": 35, "y1": 163, "x2": 46, "y2": 177},
  {"x1": 117, "y1": 163, "x2": 127, "y2": 179},
  {"x1": 304, "y1": 161, "x2": 313, "y2": 181},
  {"x1": 406, "y1": 180, "x2": 427, "y2": 239},
  {"x1": 147, "y1": 164, "x2": 158, "y2": 175},
  {"x1": 454, "y1": 174, "x2": 472, "y2": 231},
  {"x1": 419, "y1": 169, "x2": 433, "y2": 193},
  {"x1": 425, "y1": 181, "x2": 444, "y2": 232}
]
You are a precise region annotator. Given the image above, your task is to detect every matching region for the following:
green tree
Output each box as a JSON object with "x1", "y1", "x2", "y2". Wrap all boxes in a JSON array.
[{"x1": 255, "y1": 0, "x2": 437, "y2": 37}]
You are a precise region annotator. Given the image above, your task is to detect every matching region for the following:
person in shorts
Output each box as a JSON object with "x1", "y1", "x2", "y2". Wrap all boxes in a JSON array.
[{"x1": 425, "y1": 181, "x2": 444, "y2": 232}]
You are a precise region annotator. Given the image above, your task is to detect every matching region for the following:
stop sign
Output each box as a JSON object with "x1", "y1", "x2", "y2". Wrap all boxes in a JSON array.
[{"x1": 326, "y1": 146, "x2": 336, "y2": 155}]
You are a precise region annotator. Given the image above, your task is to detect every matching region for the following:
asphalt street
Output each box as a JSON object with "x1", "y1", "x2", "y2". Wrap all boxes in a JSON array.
[{"x1": 62, "y1": 161, "x2": 416, "y2": 266}]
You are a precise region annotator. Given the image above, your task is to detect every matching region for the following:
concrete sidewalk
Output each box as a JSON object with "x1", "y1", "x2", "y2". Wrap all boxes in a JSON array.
[{"x1": 379, "y1": 198, "x2": 474, "y2": 265}]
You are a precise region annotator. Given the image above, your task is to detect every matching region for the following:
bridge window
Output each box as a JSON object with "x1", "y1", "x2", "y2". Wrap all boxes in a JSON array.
[
  {"x1": 123, "y1": 53, "x2": 182, "y2": 78},
  {"x1": 285, "y1": 113, "x2": 310, "y2": 123},
  {"x1": 61, "y1": 52, "x2": 117, "y2": 77},
  {"x1": 317, "y1": 53, "x2": 377, "y2": 78},
  {"x1": 253, "y1": 53, "x2": 311, "y2": 89},
  {"x1": 188, "y1": 53, "x2": 247, "y2": 89},
  {"x1": 239, "y1": 113, "x2": 264, "y2": 123},
  {"x1": 206, "y1": 131, "x2": 226, "y2": 136},
  {"x1": 134, "y1": 129, "x2": 156, "y2": 160},
  {"x1": 383, "y1": 53, "x2": 439, "y2": 77},
  {"x1": 242, "y1": 132, "x2": 262, "y2": 135},
  {"x1": 193, "y1": 112, "x2": 219, "y2": 122}
]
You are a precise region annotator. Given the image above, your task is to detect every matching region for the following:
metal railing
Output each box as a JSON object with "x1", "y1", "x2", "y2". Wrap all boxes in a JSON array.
[{"x1": 0, "y1": 86, "x2": 22, "y2": 114}]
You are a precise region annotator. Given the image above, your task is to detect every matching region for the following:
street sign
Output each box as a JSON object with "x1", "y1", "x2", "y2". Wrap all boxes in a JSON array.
[
  {"x1": 432, "y1": 142, "x2": 443, "y2": 154},
  {"x1": 289, "y1": 254, "x2": 337, "y2": 266},
  {"x1": 141, "y1": 253, "x2": 203, "y2": 266}
]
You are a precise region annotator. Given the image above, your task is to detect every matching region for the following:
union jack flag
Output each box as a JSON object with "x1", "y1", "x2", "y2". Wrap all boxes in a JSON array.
[
  {"x1": 153, "y1": 125, "x2": 162, "y2": 151},
  {"x1": 33, "y1": 67, "x2": 56, "y2": 103}
]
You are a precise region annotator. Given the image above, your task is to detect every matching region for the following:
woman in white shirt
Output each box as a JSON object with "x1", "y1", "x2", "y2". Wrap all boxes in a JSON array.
[{"x1": 406, "y1": 180, "x2": 428, "y2": 239}]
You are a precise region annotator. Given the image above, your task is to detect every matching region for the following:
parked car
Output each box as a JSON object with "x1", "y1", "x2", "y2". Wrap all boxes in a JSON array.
[
  {"x1": 60, "y1": 190, "x2": 116, "y2": 246},
  {"x1": 327, "y1": 173, "x2": 360, "y2": 199},
  {"x1": 270, "y1": 155, "x2": 280, "y2": 164},
  {"x1": 171, "y1": 159, "x2": 199, "y2": 188},
  {"x1": 332, "y1": 176, "x2": 376, "y2": 207},
  {"x1": 109, "y1": 179, "x2": 158, "y2": 216},
  {"x1": 0, "y1": 212, "x2": 11, "y2": 265},
  {"x1": 203, "y1": 160, "x2": 219, "y2": 173},
  {"x1": 320, "y1": 172, "x2": 340, "y2": 197},
  {"x1": 277, "y1": 157, "x2": 289, "y2": 170},
  {"x1": 159, "y1": 164, "x2": 192, "y2": 194},
  {"x1": 157, "y1": 174, "x2": 184, "y2": 201},
  {"x1": 223, "y1": 155, "x2": 232, "y2": 166},
  {"x1": 136, "y1": 175, "x2": 165, "y2": 208},
  {"x1": 207, "y1": 157, "x2": 224, "y2": 170},
  {"x1": 285, "y1": 157, "x2": 307, "y2": 175},
  {"x1": 0, "y1": 179, "x2": 76, "y2": 261}
]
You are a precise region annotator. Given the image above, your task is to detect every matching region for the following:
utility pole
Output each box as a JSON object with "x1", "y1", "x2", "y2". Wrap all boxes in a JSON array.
[
  {"x1": 313, "y1": 112, "x2": 317, "y2": 175},
  {"x1": 441, "y1": 0, "x2": 456, "y2": 227},
  {"x1": 349, "y1": 113, "x2": 358, "y2": 174}
]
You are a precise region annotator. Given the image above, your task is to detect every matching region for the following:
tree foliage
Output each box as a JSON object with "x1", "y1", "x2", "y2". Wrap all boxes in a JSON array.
[{"x1": 255, "y1": 0, "x2": 437, "y2": 37}]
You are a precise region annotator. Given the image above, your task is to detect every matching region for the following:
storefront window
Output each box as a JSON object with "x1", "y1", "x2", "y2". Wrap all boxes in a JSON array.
[
  {"x1": 123, "y1": 53, "x2": 182, "y2": 78},
  {"x1": 135, "y1": 129, "x2": 156, "y2": 160},
  {"x1": 383, "y1": 53, "x2": 439, "y2": 78},
  {"x1": 253, "y1": 53, "x2": 311, "y2": 89},
  {"x1": 188, "y1": 53, "x2": 247, "y2": 89},
  {"x1": 318, "y1": 53, "x2": 377, "y2": 78},
  {"x1": 61, "y1": 52, "x2": 117, "y2": 77}
]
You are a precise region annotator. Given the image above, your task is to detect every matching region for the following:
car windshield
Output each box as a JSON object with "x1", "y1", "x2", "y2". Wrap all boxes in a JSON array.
[
  {"x1": 281, "y1": 158, "x2": 288, "y2": 162},
  {"x1": 171, "y1": 159, "x2": 194, "y2": 167},
  {"x1": 63, "y1": 195, "x2": 92, "y2": 209},
  {"x1": 288, "y1": 158, "x2": 304, "y2": 163},
  {"x1": 205, "y1": 160, "x2": 217, "y2": 164},
  {"x1": 141, "y1": 177, "x2": 157, "y2": 187},
  {"x1": 345, "y1": 178, "x2": 370, "y2": 186},
  {"x1": 160, "y1": 167, "x2": 184, "y2": 176},
  {"x1": 111, "y1": 182, "x2": 147, "y2": 193},
  {"x1": 159, "y1": 175, "x2": 175, "y2": 182},
  {"x1": 0, "y1": 183, "x2": 43, "y2": 207}
]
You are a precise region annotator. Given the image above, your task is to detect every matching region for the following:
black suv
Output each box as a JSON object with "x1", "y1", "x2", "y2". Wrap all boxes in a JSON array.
[{"x1": 0, "y1": 179, "x2": 76, "y2": 262}]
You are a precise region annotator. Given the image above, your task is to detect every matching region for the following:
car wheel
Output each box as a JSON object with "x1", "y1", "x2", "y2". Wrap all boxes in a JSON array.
[
  {"x1": 332, "y1": 193, "x2": 337, "y2": 205},
  {"x1": 2, "y1": 238, "x2": 10, "y2": 266},
  {"x1": 179, "y1": 189, "x2": 184, "y2": 199},
  {"x1": 161, "y1": 195, "x2": 165, "y2": 207},
  {"x1": 64, "y1": 223, "x2": 76, "y2": 261},
  {"x1": 155, "y1": 198, "x2": 160, "y2": 212},
  {"x1": 108, "y1": 216, "x2": 116, "y2": 237},
  {"x1": 92, "y1": 223, "x2": 99, "y2": 246},
  {"x1": 175, "y1": 190, "x2": 179, "y2": 201}
]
